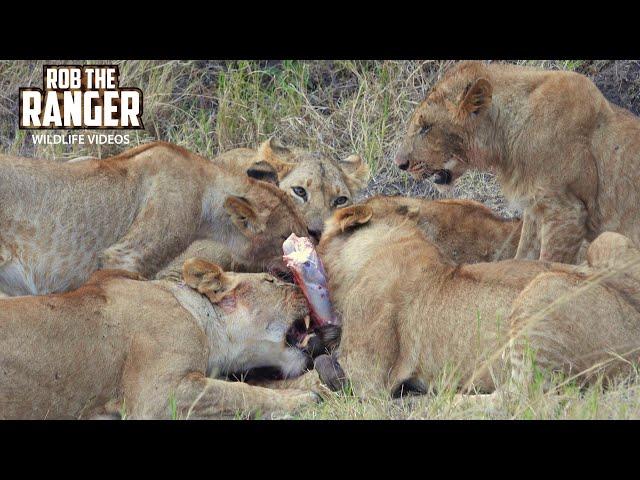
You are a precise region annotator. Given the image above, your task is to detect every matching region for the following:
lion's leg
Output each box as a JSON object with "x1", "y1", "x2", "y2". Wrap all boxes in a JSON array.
[
  {"x1": 535, "y1": 192, "x2": 588, "y2": 264},
  {"x1": 248, "y1": 369, "x2": 339, "y2": 398},
  {"x1": 100, "y1": 194, "x2": 199, "y2": 277},
  {"x1": 171, "y1": 372, "x2": 320, "y2": 419},
  {"x1": 504, "y1": 270, "x2": 640, "y2": 396},
  {"x1": 515, "y1": 209, "x2": 541, "y2": 260},
  {"x1": 245, "y1": 355, "x2": 349, "y2": 399},
  {"x1": 505, "y1": 274, "x2": 580, "y2": 398}
]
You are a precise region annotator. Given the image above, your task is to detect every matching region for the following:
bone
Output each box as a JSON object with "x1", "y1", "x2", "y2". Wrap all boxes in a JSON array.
[{"x1": 283, "y1": 234, "x2": 339, "y2": 327}]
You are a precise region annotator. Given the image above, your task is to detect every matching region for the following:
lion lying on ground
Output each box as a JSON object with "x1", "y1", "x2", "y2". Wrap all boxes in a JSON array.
[
  {"x1": 364, "y1": 196, "x2": 522, "y2": 263},
  {"x1": 0, "y1": 259, "x2": 320, "y2": 419},
  {"x1": 0, "y1": 142, "x2": 308, "y2": 296},
  {"x1": 156, "y1": 138, "x2": 369, "y2": 280},
  {"x1": 234, "y1": 196, "x2": 524, "y2": 395},
  {"x1": 315, "y1": 202, "x2": 640, "y2": 399},
  {"x1": 363, "y1": 196, "x2": 590, "y2": 264},
  {"x1": 395, "y1": 61, "x2": 640, "y2": 264}
]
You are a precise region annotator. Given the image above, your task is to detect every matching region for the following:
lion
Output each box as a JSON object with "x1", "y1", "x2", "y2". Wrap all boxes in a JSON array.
[
  {"x1": 156, "y1": 138, "x2": 370, "y2": 280},
  {"x1": 314, "y1": 202, "x2": 640, "y2": 399},
  {"x1": 0, "y1": 141, "x2": 309, "y2": 296},
  {"x1": 215, "y1": 138, "x2": 370, "y2": 238},
  {"x1": 363, "y1": 196, "x2": 522, "y2": 263},
  {"x1": 395, "y1": 61, "x2": 640, "y2": 264},
  {"x1": 0, "y1": 258, "x2": 321, "y2": 419}
]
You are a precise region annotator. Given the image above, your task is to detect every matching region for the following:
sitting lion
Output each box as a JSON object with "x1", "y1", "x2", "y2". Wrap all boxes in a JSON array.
[
  {"x1": 0, "y1": 259, "x2": 320, "y2": 419},
  {"x1": 0, "y1": 142, "x2": 308, "y2": 296},
  {"x1": 395, "y1": 61, "x2": 640, "y2": 264},
  {"x1": 315, "y1": 201, "x2": 640, "y2": 398},
  {"x1": 156, "y1": 138, "x2": 370, "y2": 280}
]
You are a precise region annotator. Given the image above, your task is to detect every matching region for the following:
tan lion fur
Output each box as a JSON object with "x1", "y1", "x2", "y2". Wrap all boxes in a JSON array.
[
  {"x1": 395, "y1": 61, "x2": 640, "y2": 264},
  {"x1": 156, "y1": 138, "x2": 369, "y2": 279},
  {"x1": 0, "y1": 142, "x2": 308, "y2": 295},
  {"x1": 0, "y1": 259, "x2": 319, "y2": 419},
  {"x1": 316, "y1": 202, "x2": 640, "y2": 398},
  {"x1": 364, "y1": 196, "x2": 522, "y2": 263}
]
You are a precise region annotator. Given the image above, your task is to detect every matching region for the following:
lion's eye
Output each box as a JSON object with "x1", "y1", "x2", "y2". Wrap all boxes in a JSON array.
[
  {"x1": 333, "y1": 196, "x2": 348, "y2": 207},
  {"x1": 292, "y1": 186, "x2": 308, "y2": 201},
  {"x1": 419, "y1": 124, "x2": 432, "y2": 136}
]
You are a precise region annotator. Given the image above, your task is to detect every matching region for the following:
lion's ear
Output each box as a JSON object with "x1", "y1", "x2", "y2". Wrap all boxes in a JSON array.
[
  {"x1": 257, "y1": 137, "x2": 296, "y2": 178},
  {"x1": 246, "y1": 161, "x2": 279, "y2": 186},
  {"x1": 182, "y1": 258, "x2": 234, "y2": 303},
  {"x1": 340, "y1": 154, "x2": 370, "y2": 193},
  {"x1": 458, "y1": 78, "x2": 492, "y2": 117},
  {"x1": 334, "y1": 204, "x2": 373, "y2": 232},
  {"x1": 224, "y1": 196, "x2": 265, "y2": 235}
]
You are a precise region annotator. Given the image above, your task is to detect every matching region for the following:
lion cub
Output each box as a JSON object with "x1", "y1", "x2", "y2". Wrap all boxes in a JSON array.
[
  {"x1": 0, "y1": 142, "x2": 308, "y2": 296},
  {"x1": 396, "y1": 61, "x2": 640, "y2": 264},
  {"x1": 317, "y1": 203, "x2": 640, "y2": 398},
  {"x1": 0, "y1": 259, "x2": 319, "y2": 419},
  {"x1": 363, "y1": 196, "x2": 522, "y2": 263},
  {"x1": 156, "y1": 138, "x2": 370, "y2": 279},
  {"x1": 216, "y1": 138, "x2": 370, "y2": 237}
]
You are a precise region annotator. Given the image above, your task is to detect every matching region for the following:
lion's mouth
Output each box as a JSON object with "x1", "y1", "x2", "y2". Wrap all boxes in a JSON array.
[
  {"x1": 408, "y1": 162, "x2": 428, "y2": 178},
  {"x1": 285, "y1": 313, "x2": 336, "y2": 359},
  {"x1": 286, "y1": 314, "x2": 312, "y2": 349},
  {"x1": 407, "y1": 160, "x2": 455, "y2": 185},
  {"x1": 432, "y1": 169, "x2": 453, "y2": 185}
]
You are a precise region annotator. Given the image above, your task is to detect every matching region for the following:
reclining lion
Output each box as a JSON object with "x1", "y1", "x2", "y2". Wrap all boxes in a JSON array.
[
  {"x1": 395, "y1": 61, "x2": 640, "y2": 264},
  {"x1": 315, "y1": 202, "x2": 640, "y2": 399},
  {"x1": 0, "y1": 259, "x2": 319, "y2": 419},
  {"x1": 0, "y1": 142, "x2": 309, "y2": 296},
  {"x1": 363, "y1": 196, "x2": 591, "y2": 264},
  {"x1": 363, "y1": 196, "x2": 522, "y2": 263}
]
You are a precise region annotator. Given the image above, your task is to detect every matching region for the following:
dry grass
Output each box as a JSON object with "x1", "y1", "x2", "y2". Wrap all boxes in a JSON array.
[{"x1": 2, "y1": 59, "x2": 640, "y2": 419}]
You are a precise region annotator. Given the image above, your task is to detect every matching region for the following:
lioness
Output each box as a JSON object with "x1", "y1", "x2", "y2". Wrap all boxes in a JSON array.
[
  {"x1": 0, "y1": 142, "x2": 308, "y2": 296},
  {"x1": 395, "y1": 61, "x2": 640, "y2": 264},
  {"x1": 316, "y1": 203, "x2": 640, "y2": 398},
  {"x1": 0, "y1": 259, "x2": 319, "y2": 419},
  {"x1": 216, "y1": 138, "x2": 370, "y2": 238},
  {"x1": 156, "y1": 138, "x2": 370, "y2": 279},
  {"x1": 364, "y1": 196, "x2": 522, "y2": 263}
]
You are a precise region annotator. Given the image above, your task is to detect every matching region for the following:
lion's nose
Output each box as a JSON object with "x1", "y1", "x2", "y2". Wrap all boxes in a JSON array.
[
  {"x1": 394, "y1": 154, "x2": 410, "y2": 170},
  {"x1": 308, "y1": 228, "x2": 321, "y2": 243}
]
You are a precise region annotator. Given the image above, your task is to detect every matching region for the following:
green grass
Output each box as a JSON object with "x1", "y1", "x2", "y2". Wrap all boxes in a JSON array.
[
  {"x1": 286, "y1": 369, "x2": 640, "y2": 420},
  {"x1": 0, "y1": 59, "x2": 604, "y2": 180}
]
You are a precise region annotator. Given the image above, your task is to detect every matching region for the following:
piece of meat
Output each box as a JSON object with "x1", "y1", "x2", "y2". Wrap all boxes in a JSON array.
[{"x1": 283, "y1": 234, "x2": 339, "y2": 327}]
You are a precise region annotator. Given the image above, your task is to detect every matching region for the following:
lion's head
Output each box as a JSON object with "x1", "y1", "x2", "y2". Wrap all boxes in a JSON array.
[
  {"x1": 222, "y1": 178, "x2": 310, "y2": 279},
  {"x1": 182, "y1": 258, "x2": 313, "y2": 379},
  {"x1": 394, "y1": 61, "x2": 494, "y2": 191},
  {"x1": 252, "y1": 138, "x2": 370, "y2": 241}
]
